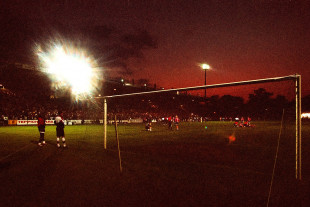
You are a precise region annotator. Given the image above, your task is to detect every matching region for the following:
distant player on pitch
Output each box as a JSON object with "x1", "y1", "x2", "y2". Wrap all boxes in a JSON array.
[
  {"x1": 37, "y1": 113, "x2": 46, "y2": 146},
  {"x1": 168, "y1": 116, "x2": 173, "y2": 130},
  {"x1": 54, "y1": 111, "x2": 67, "y2": 148},
  {"x1": 174, "y1": 115, "x2": 180, "y2": 130}
]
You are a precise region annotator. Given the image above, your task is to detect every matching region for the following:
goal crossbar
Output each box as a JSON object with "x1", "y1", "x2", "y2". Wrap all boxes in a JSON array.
[{"x1": 96, "y1": 74, "x2": 299, "y2": 99}]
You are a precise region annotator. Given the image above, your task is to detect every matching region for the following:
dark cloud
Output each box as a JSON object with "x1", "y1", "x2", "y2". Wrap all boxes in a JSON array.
[
  {"x1": 107, "y1": 30, "x2": 158, "y2": 71},
  {"x1": 0, "y1": 2, "x2": 158, "y2": 75}
]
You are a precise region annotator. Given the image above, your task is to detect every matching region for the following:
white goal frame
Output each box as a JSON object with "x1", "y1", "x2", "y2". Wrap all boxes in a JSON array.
[{"x1": 96, "y1": 74, "x2": 302, "y2": 180}]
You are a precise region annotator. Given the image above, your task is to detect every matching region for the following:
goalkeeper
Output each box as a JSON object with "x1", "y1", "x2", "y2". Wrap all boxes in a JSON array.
[{"x1": 54, "y1": 111, "x2": 67, "y2": 148}]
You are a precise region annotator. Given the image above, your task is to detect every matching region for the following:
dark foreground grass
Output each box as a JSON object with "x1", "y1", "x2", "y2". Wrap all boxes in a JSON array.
[{"x1": 0, "y1": 121, "x2": 309, "y2": 206}]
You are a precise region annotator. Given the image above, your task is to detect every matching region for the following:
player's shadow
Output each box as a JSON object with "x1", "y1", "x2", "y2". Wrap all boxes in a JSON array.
[{"x1": 30, "y1": 140, "x2": 56, "y2": 147}]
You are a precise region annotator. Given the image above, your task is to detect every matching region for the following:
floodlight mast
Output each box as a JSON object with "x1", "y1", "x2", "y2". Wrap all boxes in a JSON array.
[
  {"x1": 201, "y1": 63, "x2": 211, "y2": 98},
  {"x1": 99, "y1": 74, "x2": 301, "y2": 180}
]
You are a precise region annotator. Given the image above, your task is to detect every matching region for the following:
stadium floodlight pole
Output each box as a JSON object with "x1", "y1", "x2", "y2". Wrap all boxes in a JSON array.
[{"x1": 201, "y1": 63, "x2": 211, "y2": 98}]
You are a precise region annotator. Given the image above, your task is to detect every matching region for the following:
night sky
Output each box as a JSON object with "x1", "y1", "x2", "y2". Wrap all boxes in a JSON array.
[{"x1": 1, "y1": 0, "x2": 310, "y2": 96}]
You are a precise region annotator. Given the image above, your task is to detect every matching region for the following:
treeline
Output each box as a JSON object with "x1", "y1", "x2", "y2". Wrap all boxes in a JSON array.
[{"x1": 105, "y1": 87, "x2": 299, "y2": 121}]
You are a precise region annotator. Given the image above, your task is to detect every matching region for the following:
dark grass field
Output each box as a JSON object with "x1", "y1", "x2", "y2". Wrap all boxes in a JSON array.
[{"x1": 0, "y1": 121, "x2": 309, "y2": 206}]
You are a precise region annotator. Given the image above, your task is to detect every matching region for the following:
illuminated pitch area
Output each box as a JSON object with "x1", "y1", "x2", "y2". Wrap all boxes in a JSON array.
[
  {"x1": 36, "y1": 43, "x2": 101, "y2": 99},
  {"x1": 0, "y1": 122, "x2": 308, "y2": 207}
]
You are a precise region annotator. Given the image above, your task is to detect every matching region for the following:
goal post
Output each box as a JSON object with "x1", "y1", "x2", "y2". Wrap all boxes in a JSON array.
[
  {"x1": 100, "y1": 74, "x2": 301, "y2": 180},
  {"x1": 296, "y1": 74, "x2": 302, "y2": 180},
  {"x1": 104, "y1": 98, "x2": 107, "y2": 150}
]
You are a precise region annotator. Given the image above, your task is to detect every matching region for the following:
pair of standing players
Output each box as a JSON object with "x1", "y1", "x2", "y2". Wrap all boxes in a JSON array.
[{"x1": 37, "y1": 112, "x2": 67, "y2": 148}]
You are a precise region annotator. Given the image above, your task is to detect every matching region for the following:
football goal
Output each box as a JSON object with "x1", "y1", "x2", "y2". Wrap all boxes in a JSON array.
[{"x1": 95, "y1": 74, "x2": 301, "y2": 180}]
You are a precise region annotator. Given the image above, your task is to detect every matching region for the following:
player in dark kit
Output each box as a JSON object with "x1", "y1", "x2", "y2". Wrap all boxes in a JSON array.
[
  {"x1": 37, "y1": 114, "x2": 46, "y2": 146},
  {"x1": 54, "y1": 112, "x2": 66, "y2": 148},
  {"x1": 168, "y1": 116, "x2": 173, "y2": 130}
]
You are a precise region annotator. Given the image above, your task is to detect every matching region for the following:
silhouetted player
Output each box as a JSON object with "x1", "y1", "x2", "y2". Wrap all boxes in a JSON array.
[
  {"x1": 54, "y1": 112, "x2": 66, "y2": 148},
  {"x1": 37, "y1": 114, "x2": 46, "y2": 146}
]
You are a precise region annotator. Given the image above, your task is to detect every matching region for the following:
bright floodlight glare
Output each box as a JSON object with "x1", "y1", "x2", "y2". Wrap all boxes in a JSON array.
[
  {"x1": 202, "y1": 63, "x2": 210, "y2": 70},
  {"x1": 37, "y1": 43, "x2": 100, "y2": 99}
]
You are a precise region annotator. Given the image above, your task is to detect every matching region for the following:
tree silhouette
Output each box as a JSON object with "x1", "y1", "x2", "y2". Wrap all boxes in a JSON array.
[
  {"x1": 247, "y1": 88, "x2": 273, "y2": 120},
  {"x1": 218, "y1": 95, "x2": 244, "y2": 118}
]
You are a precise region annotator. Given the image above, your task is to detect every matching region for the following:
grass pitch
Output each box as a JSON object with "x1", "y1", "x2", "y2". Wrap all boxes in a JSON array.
[{"x1": 0, "y1": 121, "x2": 309, "y2": 206}]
